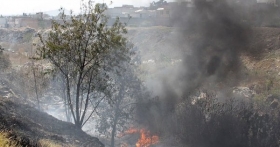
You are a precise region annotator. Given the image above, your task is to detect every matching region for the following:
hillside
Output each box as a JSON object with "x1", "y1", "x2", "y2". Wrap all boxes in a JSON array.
[
  {"x1": 1, "y1": 26, "x2": 280, "y2": 146},
  {"x1": 0, "y1": 95, "x2": 104, "y2": 147},
  {"x1": 2, "y1": 26, "x2": 280, "y2": 98},
  {"x1": 126, "y1": 27, "x2": 280, "y2": 98}
]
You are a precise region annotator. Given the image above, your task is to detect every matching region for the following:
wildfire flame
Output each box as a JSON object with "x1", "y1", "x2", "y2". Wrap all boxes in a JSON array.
[{"x1": 124, "y1": 128, "x2": 159, "y2": 147}]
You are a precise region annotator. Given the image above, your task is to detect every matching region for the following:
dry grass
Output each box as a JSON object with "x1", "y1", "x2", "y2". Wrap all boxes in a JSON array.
[
  {"x1": 38, "y1": 139, "x2": 73, "y2": 147},
  {"x1": 0, "y1": 133, "x2": 73, "y2": 147},
  {"x1": 0, "y1": 132, "x2": 17, "y2": 147},
  {"x1": 240, "y1": 48, "x2": 280, "y2": 102}
]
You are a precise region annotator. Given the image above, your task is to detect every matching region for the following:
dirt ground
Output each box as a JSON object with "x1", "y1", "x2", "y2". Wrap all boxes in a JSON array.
[{"x1": 0, "y1": 96, "x2": 104, "y2": 147}]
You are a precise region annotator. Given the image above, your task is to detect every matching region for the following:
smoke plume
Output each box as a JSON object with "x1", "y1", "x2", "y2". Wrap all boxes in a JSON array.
[{"x1": 136, "y1": 0, "x2": 256, "y2": 146}]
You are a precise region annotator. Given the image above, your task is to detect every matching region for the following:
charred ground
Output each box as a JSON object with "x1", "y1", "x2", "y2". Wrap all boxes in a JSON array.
[{"x1": 0, "y1": 94, "x2": 103, "y2": 147}]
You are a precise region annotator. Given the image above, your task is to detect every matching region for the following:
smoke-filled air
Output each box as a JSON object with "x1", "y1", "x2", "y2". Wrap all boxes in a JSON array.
[{"x1": 1, "y1": 0, "x2": 280, "y2": 147}]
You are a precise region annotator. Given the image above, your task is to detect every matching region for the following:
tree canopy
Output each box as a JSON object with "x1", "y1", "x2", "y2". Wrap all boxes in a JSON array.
[{"x1": 36, "y1": 1, "x2": 132, "y2": 129}]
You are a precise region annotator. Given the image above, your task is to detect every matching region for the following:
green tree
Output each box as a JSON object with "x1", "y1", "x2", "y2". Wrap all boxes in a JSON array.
[{"x1": 36, "y1": 1, "x2": 132, "y2": 129}]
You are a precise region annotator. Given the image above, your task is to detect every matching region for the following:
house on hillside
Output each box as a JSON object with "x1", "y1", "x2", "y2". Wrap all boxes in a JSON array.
[
  {"x1": 0, "y1": 17, "x2": 7, "y2": 28},
  {"x1": 257, "y1": 0, "x2": 280, "y2": 6},
  {"x1": 258, "y1": 0, "x2": 274, "y2": 3},
  {"x1": 155, "y1": 1, "x2": 194, "y2": 18},
  {"x1": 14, "y1": 18, "x2": 22, "y2": 27},
  {"x1": 35, "y1": 12, "x2": 43, "y2": 20},
  {"x1": 134, "y1": 9, "x2": 156, "y2": 18},
  {"x1": 20, "y1": 17, "x2": 39, "y2": 28},
  {"x1": 156, "y1": 7, "x2": 170, "y2": 18},
  {"x1": 7, "y1": 17, "x2": 15, "y2": 28},
  {"x1": 5, "y1": 17, "x2": 23, "y2": 28},
  {"x1": 105, "y1": 5, "x2": 139, "y2": 18},
  {"x1": 4, "y1": 15, "x2": 44, "y2": 29}
]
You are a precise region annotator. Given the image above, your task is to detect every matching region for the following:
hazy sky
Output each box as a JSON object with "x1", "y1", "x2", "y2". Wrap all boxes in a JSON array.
[{"x1": 0, "y1": 0, "x2": 174, "y2": 16}]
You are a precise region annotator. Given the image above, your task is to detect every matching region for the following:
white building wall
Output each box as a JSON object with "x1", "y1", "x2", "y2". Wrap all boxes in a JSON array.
[
  {"x1": 0, "y1": 18, "x2": 7, "y2": 28},
  {"x1": 257, "y1": 0, "x2": 275, "y2": 3}
]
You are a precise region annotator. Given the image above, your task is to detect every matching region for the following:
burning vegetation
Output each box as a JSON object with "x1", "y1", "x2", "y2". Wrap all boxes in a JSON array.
[
  {"x1": 3, "y1": 0, "x2": 280, "y2": 147},
  {"x1": 135, "y1": 0, "x2": 280, "y2": 147},
  {"x1": 122, "y1": 128, "x2": 159, "y2": 147}
]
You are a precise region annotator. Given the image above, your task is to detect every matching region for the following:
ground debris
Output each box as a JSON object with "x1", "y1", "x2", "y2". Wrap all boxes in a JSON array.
[{"x1": 0, "y1": 97, "x2": 104, "y2": 147}]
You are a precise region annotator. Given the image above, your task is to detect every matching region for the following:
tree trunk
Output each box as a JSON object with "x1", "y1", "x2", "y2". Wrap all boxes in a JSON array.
[
  {"x1": 66, "y1": 76, "x2": 76, "y2": 124},
  {"x1": 62, "y1": 85, "x2": 71, "y2": 122},
  {"x1": 111, "y1": 88, "x2": 123, "y2": 147},
  {"x1": 111, "y1": 120, "x2": 117, "y2": 147},
  {"x1": 32, "y1": 64, "x2": 40, "y2": 110},
  {"x1": 111, "y1": 110, "x2": 119, "y2": 147},
  {"x1": 75, "y1": 74, "x2": 82, "y2": 129}
]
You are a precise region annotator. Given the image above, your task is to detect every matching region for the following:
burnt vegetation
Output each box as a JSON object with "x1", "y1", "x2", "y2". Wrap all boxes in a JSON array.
[
  {"x1": 2, "y1": 0, "x2": 280, "y2": 147},
  {"x1": 136, "y1": 0, "x2": 280, "y2": 147},
  {"x1": 137, "y1": 92, "x2": 280, "y2": 147}
]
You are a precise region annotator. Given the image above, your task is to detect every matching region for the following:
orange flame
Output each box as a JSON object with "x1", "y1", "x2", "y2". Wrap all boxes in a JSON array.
[{"x1": 124, "y1": 128, "x2": 159, "y2": 147}]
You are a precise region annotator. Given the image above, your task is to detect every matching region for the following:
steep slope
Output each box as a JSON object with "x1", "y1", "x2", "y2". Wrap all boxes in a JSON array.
[{"x1": 0, "y1": 96, "x2": 104, "y2": 147}]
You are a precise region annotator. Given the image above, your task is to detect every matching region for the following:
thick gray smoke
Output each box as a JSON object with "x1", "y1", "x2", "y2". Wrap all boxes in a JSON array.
[
  {"x1": 174, "y1": 0, "x2": 251, "y2": 91},
  {"x1": 136, "y1": 0, "x2": 257, "y2": 146}
]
